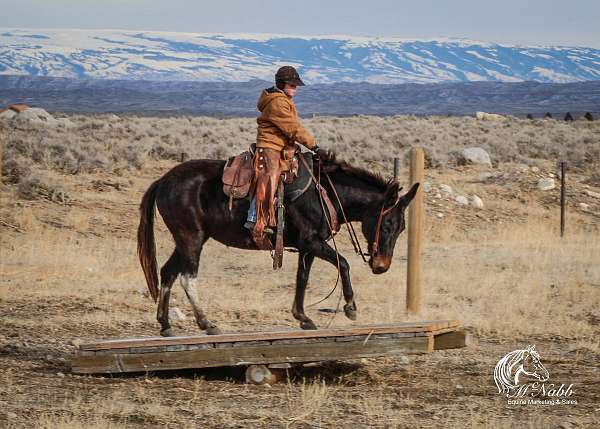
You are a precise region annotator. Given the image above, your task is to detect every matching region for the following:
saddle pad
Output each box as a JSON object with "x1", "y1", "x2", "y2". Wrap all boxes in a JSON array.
[{"x1": 284, "y1": 152, "x2": 313, "y2": 203}]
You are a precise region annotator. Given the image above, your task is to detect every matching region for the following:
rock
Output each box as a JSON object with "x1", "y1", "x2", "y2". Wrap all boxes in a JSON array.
[
  {"x1": 434, "y1": 193, "x2": 442, "y2": 199},
  {"x1": 579, "y1": 203, "x2": 590, "y2": 210},
  {"x1": 423, "y1": 181, "x2": 432, "y2": 193},
  {"x1": 455, "y1": 195, "x2": 468, "y2": 205},
  {"x1": 439, "y1": 184, "x2": 453, "y2": 196},
  {"x1": 6, "y1": 412, "x2": 18, "y2": 420},
  {"x1": 475, "y1": 112, "x2": 505, "y2": 121},
  {"x1": 461, "y1": 147, "x2": 492, "y2": 167},
  {"x1": 436, "y1": 213, "x2": 444, "y2": 218},
  {"x1": 477, "y1": 172, "x2": 494, "y2": 182},
  {"x1": 0, "y1": 109, "x2": 17, "y2": 120},
  {"x1": 70, "y1": 338, "x2": 82, "y2": 347},
  {"x1": 537, "y1": 178, "x2": 556, "y2": 191},
  {"x1": 398, "y1": 356, "x2": 410, "y2": 365},
  {"x1": 58, "y1": 117, "x2": 74, "y2": 128},
  {"x1": 531, "y1": 166, "x2": 540, "y2": 173},
  {"x1": 12, "y1": 107, "x2": 59, "y2": 127},
  {"x1": 169, "y1": 307, "x2": 187, "y2": 321},
  {"x1": 585, "y1": 190, "x2": 600, "y2": 199},
  {"x1": 138, "y1": 288, "x2": 149, "y2": 298},
  {"x1": 470, "y1": 195, "x2": 484, "y2": 209},
  {"x1": 56, "y1": 372, "x2": 65, "y2": 378}
]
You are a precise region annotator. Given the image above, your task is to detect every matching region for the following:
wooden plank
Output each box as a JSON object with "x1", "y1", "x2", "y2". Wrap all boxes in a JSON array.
[
  {"x1": 79, "y1": 320, "x2": 459, "y2": 351},
  {"x1": 72, "y1": 335, "x2": 432, "y2": 374},
  {"x1": 433, "y1": 330, "x2": 471, "y2": 350}
]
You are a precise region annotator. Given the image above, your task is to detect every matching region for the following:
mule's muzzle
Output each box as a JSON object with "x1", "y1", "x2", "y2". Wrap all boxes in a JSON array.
[{"x1": 370, "y1": 255, "x2": 391, "y2": 274}]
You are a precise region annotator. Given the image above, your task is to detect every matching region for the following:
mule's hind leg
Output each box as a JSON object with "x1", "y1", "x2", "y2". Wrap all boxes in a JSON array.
[
  {"x1": 178, "y1": 240, "x2": 221, "y2": 335},
  {"x1": 157, "y1": 250, "x2": 180, "y2": 337},
  {"x1": 180, "y1": 274, "x2": 221, "y2": 335}
]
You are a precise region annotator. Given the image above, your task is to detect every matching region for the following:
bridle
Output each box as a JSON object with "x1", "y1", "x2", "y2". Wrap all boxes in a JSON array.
[{"x1": 371, "y1": 191, "x2": 402, "y2": 257}]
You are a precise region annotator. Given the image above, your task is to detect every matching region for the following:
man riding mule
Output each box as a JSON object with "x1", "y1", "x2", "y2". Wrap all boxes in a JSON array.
[
  {"x1": 246, "y1": 66, "x2": 322, "y2": 248},
  {"x1": 137, "y1": 75, "x2": 420, "y2": 337}
]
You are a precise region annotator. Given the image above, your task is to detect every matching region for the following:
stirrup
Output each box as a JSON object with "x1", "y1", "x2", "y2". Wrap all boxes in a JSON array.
[{"x1": 245, "y1": 221, "x2": 273, "y2": 234}]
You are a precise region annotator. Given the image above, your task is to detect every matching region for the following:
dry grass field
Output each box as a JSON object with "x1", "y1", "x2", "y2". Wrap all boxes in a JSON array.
[{"x1": 1, "y1": 115, "x2": 599, "y2": 428}]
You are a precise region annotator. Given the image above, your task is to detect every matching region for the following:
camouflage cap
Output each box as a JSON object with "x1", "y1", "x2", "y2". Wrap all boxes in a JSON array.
[{"x1": 275, "y1": 66, "x2": 305, "y2": 86}]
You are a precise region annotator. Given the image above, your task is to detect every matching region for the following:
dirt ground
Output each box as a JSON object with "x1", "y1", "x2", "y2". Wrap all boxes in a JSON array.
[{"x1": 1, "y1": 156, "x2": 599, "y2": 428}]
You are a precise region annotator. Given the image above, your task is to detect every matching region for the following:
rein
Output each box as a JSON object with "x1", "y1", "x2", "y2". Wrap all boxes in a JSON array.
[{"x1": 323, "y1": 174, "x2": 369, "y2": 263}]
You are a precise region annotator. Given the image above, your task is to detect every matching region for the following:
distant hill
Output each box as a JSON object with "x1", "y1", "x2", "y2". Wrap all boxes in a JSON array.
[
  {"x1": 1, "y1": 29, "x2": 599, "y2": 84},
  {"x1": 1, "y1": 75, "x2": 599, "y2": 117}
]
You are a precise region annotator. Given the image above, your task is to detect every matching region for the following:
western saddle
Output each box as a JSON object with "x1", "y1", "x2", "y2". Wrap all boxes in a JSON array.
[{"x1": 222, "y1": 144, "x2": 338, "y2": 269}]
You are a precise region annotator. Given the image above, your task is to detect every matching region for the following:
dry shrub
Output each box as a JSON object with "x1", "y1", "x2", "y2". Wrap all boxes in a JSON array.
[
  {"x1": 17, "y1": 173, "x2": 71, "y2": 203},
  {"x1": 285, "y1": 377, "x2": 331, "y2": 426},
  {"x1": 1, "y1": 157, "x2": 31, "y2": 184},
  {"x1": 3, "y1": 114, "x2": 599, "y2": 180}
]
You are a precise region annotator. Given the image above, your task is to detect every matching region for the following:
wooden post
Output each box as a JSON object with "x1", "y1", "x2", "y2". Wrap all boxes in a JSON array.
[
  {"x1": 407, "y1": 147, "x2": 424, "y2": 315},
  {"x1": 393, "y1": 157, "x2": 399, "y2": 180},
  {"x1": 560, "y1": 161, "x2": 566, "y2": 237}
]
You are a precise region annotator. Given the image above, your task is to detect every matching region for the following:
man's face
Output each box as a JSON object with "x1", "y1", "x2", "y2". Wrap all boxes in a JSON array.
[{"x1": 283, "y1": 83, "x2": 297, "y2": 98}]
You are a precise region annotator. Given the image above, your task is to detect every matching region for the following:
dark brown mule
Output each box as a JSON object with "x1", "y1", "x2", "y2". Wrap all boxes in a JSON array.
[{"x1": 138, "y1": 151, "x2": 419, "y2": 336}]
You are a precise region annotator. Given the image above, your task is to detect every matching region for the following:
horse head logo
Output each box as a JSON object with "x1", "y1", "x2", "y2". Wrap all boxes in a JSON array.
[{"x1": 494, "y1": 345, "x2": 550, "y2": 396}]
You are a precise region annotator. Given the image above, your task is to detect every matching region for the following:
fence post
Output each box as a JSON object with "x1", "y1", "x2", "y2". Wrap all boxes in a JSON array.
[
  {"x1": 560, "y1": 161, "x2": 566, "y2": 237},
  {"x1": 407, "y1": 147, "x2": 424, "y2": 315},
  {"x1": 393, "y1": 157, "x2": 399, "y2": 180}
]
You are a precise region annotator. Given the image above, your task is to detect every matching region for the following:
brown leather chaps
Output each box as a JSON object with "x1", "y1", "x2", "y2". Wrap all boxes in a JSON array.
[{"x1": 251, "y1": 146, "x2": 298, "y2": 248}]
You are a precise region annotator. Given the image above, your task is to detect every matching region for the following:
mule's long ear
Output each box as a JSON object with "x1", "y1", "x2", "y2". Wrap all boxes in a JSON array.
[
  {"x1": 384, "y1": 180, "x2": 402, "y2": 201},
  {"x1": 400, "y1": 183, "x2": 420, "y2": 206}
]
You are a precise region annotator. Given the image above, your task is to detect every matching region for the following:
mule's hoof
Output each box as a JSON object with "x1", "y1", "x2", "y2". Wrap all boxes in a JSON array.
[
  {"x1": 160, "y1": 328, "x2": 174, "y2": 337},
  {"x1": 300, "y1": 320, "x2": 318, "y2": 330},
  {"x1": 344, "y1": 304, "x2": 357, "y2": 321},
  {"x1": 205, "y1": 326, "x2": 222, "y2": 335}
]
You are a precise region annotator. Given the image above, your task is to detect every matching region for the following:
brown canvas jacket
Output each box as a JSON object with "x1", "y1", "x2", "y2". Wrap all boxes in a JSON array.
[{"x1": 256, "y1": 87, "x2": 316, "y2": 151}]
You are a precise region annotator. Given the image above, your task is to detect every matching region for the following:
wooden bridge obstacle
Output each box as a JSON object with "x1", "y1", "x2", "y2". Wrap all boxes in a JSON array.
[{"x1": 72, "y1": 320, "x2": 469, "y2": 383}]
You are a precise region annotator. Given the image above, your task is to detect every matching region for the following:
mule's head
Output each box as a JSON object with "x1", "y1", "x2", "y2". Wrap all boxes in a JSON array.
[{"x1": 362, "y1": 182, "x2": 420, "y2": 274}]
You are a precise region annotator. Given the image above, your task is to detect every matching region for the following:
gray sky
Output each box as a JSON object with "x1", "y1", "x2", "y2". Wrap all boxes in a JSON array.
[{"x1": 1, "y1": 0, "x2": 599, "y2": 48}]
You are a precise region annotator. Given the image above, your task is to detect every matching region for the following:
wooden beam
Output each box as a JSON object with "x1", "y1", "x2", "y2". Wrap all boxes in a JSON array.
[
  {"x1": 433, "y1": 330, "x2": 471, "y2": 350},
  {"x1": 79, "y1": 320, "x2": 459, "y2": 351},
  {"x1": 72, "y1": 335, "x2": 432, "y2": 374}
]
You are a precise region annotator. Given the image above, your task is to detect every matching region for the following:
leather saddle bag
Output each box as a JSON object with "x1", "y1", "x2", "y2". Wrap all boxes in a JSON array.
[{"x1": 223, "y1": 151, "x2": 254, "y2": 202}]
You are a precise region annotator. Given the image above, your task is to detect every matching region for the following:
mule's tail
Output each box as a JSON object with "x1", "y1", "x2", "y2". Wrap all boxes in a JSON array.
[{"x1": 137, "y1": 180, "x2": 160, "y2": 302}]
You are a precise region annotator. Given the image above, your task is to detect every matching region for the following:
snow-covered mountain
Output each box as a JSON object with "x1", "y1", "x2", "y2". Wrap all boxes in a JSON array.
[{"x1": 1, "y1": 28, "x2": 599, "y2": 84}]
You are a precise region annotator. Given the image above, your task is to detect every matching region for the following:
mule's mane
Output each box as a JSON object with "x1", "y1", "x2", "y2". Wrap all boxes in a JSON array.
[{"x1": 318, "y1": 150, "x2": 391, "y2": 191}]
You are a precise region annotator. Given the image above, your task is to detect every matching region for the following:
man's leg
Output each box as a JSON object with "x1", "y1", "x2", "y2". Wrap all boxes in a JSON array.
[{"x1": 245, "y1": 195, "x2": 257, "y2": 230}]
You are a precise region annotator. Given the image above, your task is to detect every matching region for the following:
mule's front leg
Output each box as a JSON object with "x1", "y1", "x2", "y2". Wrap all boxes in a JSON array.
[
  {"x1": 312, "y1": 242, "x2": 357, "y2": 321},
  {"x1": 180, "y1": 274, "x2": 222, "y2": 335},
  {"x1": 292, "y1": 252, "x2": 318, "y2": 330}
]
